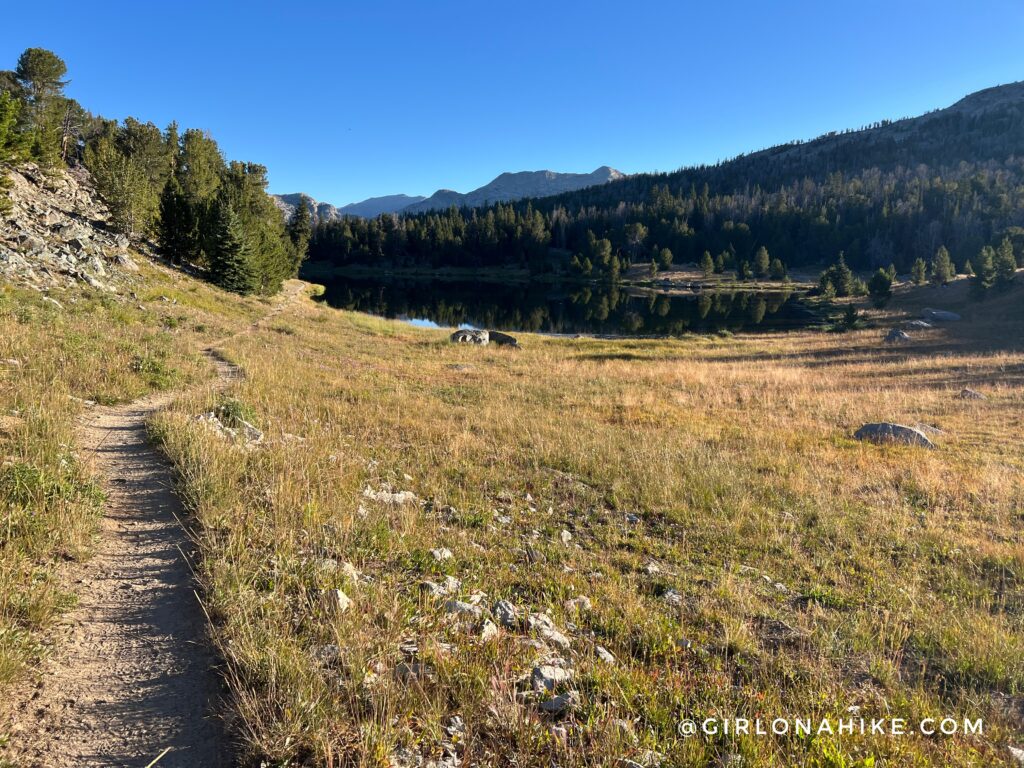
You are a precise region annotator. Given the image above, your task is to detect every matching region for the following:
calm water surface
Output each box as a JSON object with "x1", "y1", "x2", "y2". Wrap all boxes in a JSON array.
[{"x1": 315, "y1": 276, "x2": 821, "y2": 336}]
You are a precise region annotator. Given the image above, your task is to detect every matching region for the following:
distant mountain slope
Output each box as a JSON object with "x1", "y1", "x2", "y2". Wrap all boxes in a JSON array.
[
  {"x1": 532, "y1": 81, "x2": 1024, "y2": 211},
  {"x1": 402, "y1": 166, "x2": 624, "y2": 214},
  {"x1": 273, "y1": 166, "x2": 622, "y2": 221},
  {"x1": 340, "y1": 194, "x2": 426, "y2": 218},
  {"x1": 271, "y1": 192, "x2": 427, "y2": 223}
]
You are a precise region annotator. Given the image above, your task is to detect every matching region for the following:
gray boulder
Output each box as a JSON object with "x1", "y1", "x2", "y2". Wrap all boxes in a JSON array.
[
  {"x1": 958, "y1": 388, "x2": 986, "y2": 400},
  {"x1": 450, "y1": 329, "x2": 489, "y2": 345},
  {"x1": 904, "y1": 320, "x2": 932, "y2": 329},
  {"x1": 488, "y1": 330, "x2": 519, "y2": 347},
  {"x1": 922, "y1": 308, "x2": 961, "y2": 322},
  {"x1": 853, "y1": 423, "x2": 934, "y2": 448},
  {"x1": 884, "y1": 328, "x2": 911, "y2": 343}
]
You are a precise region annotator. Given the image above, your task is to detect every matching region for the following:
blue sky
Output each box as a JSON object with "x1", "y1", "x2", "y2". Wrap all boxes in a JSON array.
[{"x1": 2, "y1": 1, "x2": 1023, "y2": 205}]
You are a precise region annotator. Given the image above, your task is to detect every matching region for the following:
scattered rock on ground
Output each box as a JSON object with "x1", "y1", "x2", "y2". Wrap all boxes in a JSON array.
[
  {"x1": 904, "y1": 320, "x2": 932, "y2": 329},
  {"x1": 565, "y1": 595, "x2": 592, "y2": 612},
  {"x1": 493, "y1": 599, "x2": 520, "y2": 629},
  {"x1": 922, "y1": 308, "x2": 961, "y2": 322},
  {"x1": 320, "y1": 588, "x2": 352, "y2": 614},
  {"x1": 662, "y1": 589, "x2": 683, "y2": 607},
  {"x1": 311, "y1": 643, "x2": 342, "y2": 666},
  {"x1": 195, "y1": 412, "x2": 263, "y2": 445},
  {"x1": 445, "y1": 599, "x2": 483, "y2": 619},
  {"x1": 884, "y1": 328, "x2": 911, "y2": 343},
  {"x1": 431, "y1": 547, "x2": 454, "y2": 562},
  {"x1": 363, "y1": 487, "x2": 419, "y2": 506},
  {"x1": 531, "y1": 660, "x2": 574, "y2": 692},
  {"x1": 596, "y1": 645, "x2": 617, "y2": 665},
  {"x1": 539, "y1": 691, "x2": 578, "y2": 715},
  {"x1": 480, "y1": 619, "x2": 499, "y2": 641},
  {"x1": 958, "y1": 388, "x2": 986, "y2": 400},
  {"x1": 853, "y1": 422, "x2": 934, "y2": 448}
]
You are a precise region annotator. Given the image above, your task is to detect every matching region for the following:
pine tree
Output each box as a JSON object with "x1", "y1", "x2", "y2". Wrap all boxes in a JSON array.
[
  {"x1": 287, "y1": 195, "x2": 313, "y2": 270},
  {"x1": 14, "y1": 48, "x2": 68, "y2": 167},
  {"x1": 970, "y1": 246, "x2": 996, "y2": 299},
  {"x1": 868, "y1": 268, "x2": 893, "y2": 307},
  {"x1": 929, "y1": 246, "x2": 955, "y2": 285},
  {"x1": 0, "y1": 91, "x2": 30, "y2": 214},
  {"x1": 657, "y1": 247, "x2": 673, "y2": 270},
  {"x1": 85, "y1": 136, "x2": 149, "y2": 235},
  {"x1": 769, "y1": 257, "x2": 786, "y2": 280},
  {"x1": 700, "y1": 250, "x2": 714, "y2": 277},
  {"x1": 208, "y1": 199, "x2": 258, "y2": 294},
  {"x1": 157, "y1": 175, "x2": 193, "y2": 263},
  {"x1": 754, "y1": 246, "x2": 770, "y2": 277},
  {"x1": 819, "y1": 253, "x2": 854, "y2": 296},
  {"x1": 886, "y1": 263, "x2": 897, "y2": 282},
  {"x1": 911, "y1": 257, "x2": 927, "y2": 285},
  {"x1": 993, "y1": 236, "x2": 1017, "y2": 290}
]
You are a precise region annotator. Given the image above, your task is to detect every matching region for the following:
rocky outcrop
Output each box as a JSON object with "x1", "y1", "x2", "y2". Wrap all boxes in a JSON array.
[
  {"x1": 451, "y1": 329, "x2": 489, "y2": 345},
  {"x1": 884, "y1": 328, "x2": 911, "y2": 343},
  {"x1": 488, "y1": 330, "x2": 519, "y2": 347},
  {"x1": 0, "y1": 163, "x2": 139, "y2": 293}
]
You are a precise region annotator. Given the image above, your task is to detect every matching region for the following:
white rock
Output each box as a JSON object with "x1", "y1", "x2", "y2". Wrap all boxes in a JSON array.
[
  {"x1": 596, "y1": 645, "x2": 617, "y2": 665},
  {"x1": 539, "y1": 691, "x2": 578, "y2": 714},
  {"x1": 565, "y1": 595, "x2": 592, "y2": 612},
  {"x1": 363, "y1": 487, "x2": 419, "y2": 506},
  {"x1": 480, "y1": 619, "x2": 499, "y2": 641},
  {"x1": 431, "y1": 547, "x2": 454, "y2": 562},
  {"x1": 532, "y1": 661, "x2": 574, "y2": 692},
  {"x1": 493, "y1": 599, "x2": 519, "y2": 629},
  {"x1": 662, "y1": 589, "x2": 683, "y2": 607},
  {"x1": 445, "y1": 599, "x2": 482, "y2": 619},
  {"x1": 320, "y1": 588, "x2": 352, "y2": 614}
]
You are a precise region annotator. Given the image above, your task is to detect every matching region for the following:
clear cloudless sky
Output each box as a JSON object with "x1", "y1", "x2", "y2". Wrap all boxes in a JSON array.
[{"x1": 2, "y1": 1, "x2": 1023, "y2": 205}]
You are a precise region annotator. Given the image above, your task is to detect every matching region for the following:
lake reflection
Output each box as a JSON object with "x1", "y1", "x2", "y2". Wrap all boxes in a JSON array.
[{"x1": 315, "y1": 276, "x2": 819, "y2": 336}]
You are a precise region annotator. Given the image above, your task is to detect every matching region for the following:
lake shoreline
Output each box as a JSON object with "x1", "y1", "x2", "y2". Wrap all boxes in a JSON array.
[{"x1": 300, "y1": 261, "x2": 817, "y2": 293}]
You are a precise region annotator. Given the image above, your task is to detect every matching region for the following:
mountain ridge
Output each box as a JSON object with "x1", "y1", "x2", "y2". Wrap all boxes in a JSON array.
[{"x1": 272, "y1": 165, "x2": 623, "y2": 221}]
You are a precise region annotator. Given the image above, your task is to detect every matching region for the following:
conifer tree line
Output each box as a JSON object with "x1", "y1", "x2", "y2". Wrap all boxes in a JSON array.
[{"x1": 0, "y1": 47, "x2": 305, "y2": 295}]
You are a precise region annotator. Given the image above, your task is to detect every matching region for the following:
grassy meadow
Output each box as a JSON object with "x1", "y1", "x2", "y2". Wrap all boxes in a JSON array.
[{"x1": 1, "y1": 262, "x2": 1022, "y2": 766}]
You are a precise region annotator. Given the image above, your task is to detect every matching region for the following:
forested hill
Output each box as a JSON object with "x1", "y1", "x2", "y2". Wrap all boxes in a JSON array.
[
  {"x1": 309, "y1": 81, "x2": 1024, "y2": 277},
  {"x1": 537, "y1": 81, "x2": 1024, "y2": 211}
]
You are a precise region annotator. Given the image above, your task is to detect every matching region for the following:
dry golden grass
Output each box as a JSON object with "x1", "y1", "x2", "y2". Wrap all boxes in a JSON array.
[{"x1": 149, "y1": 275, "x2": 1023, "y2": 766}]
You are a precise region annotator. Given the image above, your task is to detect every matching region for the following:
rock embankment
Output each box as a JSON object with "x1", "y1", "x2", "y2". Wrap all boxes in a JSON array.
[{"x1": 1, "y1": 163, "x2": 139, "y2": 293}]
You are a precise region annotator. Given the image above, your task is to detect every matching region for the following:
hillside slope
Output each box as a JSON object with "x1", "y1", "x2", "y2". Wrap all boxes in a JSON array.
[{"x1": 536, "y1": 81, "x2": 1024, "y2": 211}]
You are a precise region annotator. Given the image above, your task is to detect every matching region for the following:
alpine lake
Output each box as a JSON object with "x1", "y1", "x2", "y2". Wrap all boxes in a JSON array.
[{"x1": 312, "y1": 274, "x2": 824, "y2": 337}]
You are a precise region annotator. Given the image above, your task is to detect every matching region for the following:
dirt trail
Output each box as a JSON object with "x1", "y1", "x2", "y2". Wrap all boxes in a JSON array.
[{"x1": 3, "y1": 281, "x2": 309, "y2": 767}]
